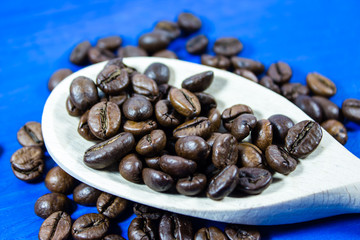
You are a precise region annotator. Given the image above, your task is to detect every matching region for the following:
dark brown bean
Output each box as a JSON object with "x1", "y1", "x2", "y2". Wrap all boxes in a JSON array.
[
  {"x1": 237, "y1": 167, "x2": 272, "y2": 195},
  {"x1": 132, "y1": 73, "x2": 159, "y2": 99},
  {"x1": 224, "y1": 224, "x2": 261, "y2": 240},
  {"x1": 212, "y1": 133, "x2": 238, "y2": 169},
  {"x1": 169, "y1": 88, "x2": 201, "y2": 117},
  {"x1": 206, "y1": 132, "x2": 222, "y2": 148},
  {"x1": 73, "y1": 183, "x2": 102, "y2": 206},
  {"x1": 117, "y1": 45, "x2": 148, "y2": 58},
  {"x1": 66, "y1": 96, "x2": 83, "y2": 117},
  {"x1": 213, "y1": 37, "x2": 243, "y2": 56},
  {"x1": 45, "y1": 166, "x2": 76, "y2": 194},
  {"x1": 207, "y1": 108, "x2": 221, "y2": 132},
  {"x1": 96, "y1": 65, "x2": 130, "y2": 95},
  {"x1": 122, "y1": 95, "x2": 153, "y2": 121},
  {"x1": 119, "y1": 153, "x2": 143, "y2": 183},
  {"x1": 221, "y1": 104, "x2": 253, "y2": 131},
  {"x1": 17, "y1": 121, "x2": 43, "y2": 147},
  {"x1": 159, "y1": 155, "x2": 197, "y2": 178},
  {"x1": 154, "y1": 21, "x2": 181, "y2": 40},
  {"x1": 173, "y1": 117, "x2": 212, "y2": 139},
  {"x1": 181, "y1": 71, "x2": 214, "y2": 92},
  {"x1": 176, "y1": 173, "x2": 207, "y2": 196},
  {"x1": 312, "y1": 96, "x2": 340, "y2": 121},
  {"x1": 144, "y1": 62, "x2": 170, "y2": 85},
  {"x1": 78, "y1": 110, "x2": 98, "y2": 141},
  {"x1": 268, "y1": 114, "x2": 294, "y2": 143},
  {"x1": 153, "y1": 49, "x2": 178, "y2": 59},
  {"x1": 48, "y1": 69, "x2": 73, "y2": 91},
  {"x1": 11, "y1": 146, "x2": 44, "y2": 181},
  {"x1": 39, "y1": 211, "x2": 72, "y2": 240},
  {"x1": 259, "y1": 76, "x2": 281, "y2": 94},
  {"x1": 88, "y1": 47, "x2": 115, "y2": 64},
  {"x1": 321, "y1": 119, "x2": 348, "y2": 145},
  {"x1": 195, "y1": 92, "x2": 217, "y2": 115},
  {"x1": 97, "y1": 192, "x2": 128, "y2": 219},
  {"x1": 175, "y1": 136, "x2": 210, "y2": 162},
  {"x1": 138, "y1": 32, "x2": 170, "y2": 53},
  {"x1": 35, "y1": 193, "x2": 71, "y2": 219},
  {"x1": 195, "y1": 227, "x2": 227, "y2": 240},
  {"x1": 136, "y1": 129, "x2": 167, "y2": 157},
  {"x1": 237, "y1": 143, "x2": 265, "y2": 169},
  {"x1": 251, "y1": 119, "x2": 273, "y2": 151},
  {"x1": 186, "y1": 34, "x2": 209, "y2": 54},
  {"x1": 70, "y1": 76, "x2": 99, "y2": 111},
  {"x1": 159, "y1": 213, "x2": 193, "y2": 240},
  {"x1": 281, "y1": 83, "x2": 310, "y2": 102},
  {"x1": 267, "y1": 61, "x2": 292, "y2": 84},
  {"x1": 230, "y1": 114, "x2": 257, "y2": 141},
  {"x1": 155, "y1": 100, "x2": 183, "y2": 128},
  {"x1": 265, "y1": 145, "x2": 297, "y2": 175},
  {"x1": 142, "y1": 168, "x2": 174, "y2": 192},
  {"x1": 177, "y1": 12, "x2": 202, "y2": 33},
  {"x1": 133, "y1": 203, "x2": 163, "y2": 220},
  {"x1": 72, "y1": 213, "x2": 110, "y2": 240},
  {"x1": 294, "y1": 95, "x2": 323, "y2": 123},
  {"x1": 201, "y1": 54, "x2": 230, "y2": 70},
  {"x1": 231, "y1": 57, "x2": 265, "y2": 75},
  {"x1": 96, "y1": 36, "x2": 122, "y2": 51},
  {"x1": 306, "y1": 72, "x2": 336, "y2": 97},
  {"x1": 342, "y1": 98, "x2": 360, "y2": 123},
  {"x1": 207, "y1": 165, "x2": 239, "y2": 200},
  {"x1": 128, "y1": 216, "x2": 158, "y2": 240},
  {"x1": 123, "y1": 119, "x2": 158, "y2": 137},
  {"x1": 233, "y1": 69, "x2": 258, "y2": 83},
  {"x1": 70, "y1": 40, "x2": 91, "y2": 65}
]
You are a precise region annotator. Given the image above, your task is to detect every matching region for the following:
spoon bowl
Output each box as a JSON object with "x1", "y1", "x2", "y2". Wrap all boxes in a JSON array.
[{"x1": 42, "y1": 57, "x2": 360, "y2": 225}]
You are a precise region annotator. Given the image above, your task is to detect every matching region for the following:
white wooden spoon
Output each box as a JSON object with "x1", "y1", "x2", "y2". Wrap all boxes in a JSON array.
[{"x1": 42, "y1": 57, "x2": 360, "y2": 225}]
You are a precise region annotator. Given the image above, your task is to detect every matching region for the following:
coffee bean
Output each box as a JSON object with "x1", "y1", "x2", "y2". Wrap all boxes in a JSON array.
[
  {"x1": 128, "y1": 216, "x2": 158, "y2": 240},
  {"x1": 221, "y1": 104, "x2": 253, "y2": 131},
  {"x1": 155, "y1": 100, "x2": 183, "y2": 128},
  {"x1": 231, "y1": 57, "x2": 265, "y2": 75},
  {"x1": 145, "y1": 155, "x2": 162, "y2": 170},
  {"x1": 181, "y1": 71, "x2": 214, "y2": 92},
  {"x1": 158, "y1": 84, "x2": 172, "y2": 100},
  {"x1": 108, "y1": 92, "x2": 128, "y2": 107},
  {"x1": 136, "y1": 129, "x2": 167, "y2": 157},
  {"x1": 342, "y1": 98, "x2": 360, "y2": 123},
  {"x1": 312, "y1": 96, "x2": 340, "y2": 121},
  {"x1": 133, "y1": 203, "x2": 163, "y2": 220},
  {"x1": 123, "y1": 119, "x2": 158, "y2": 137},
  {"x1": 153, "y1": 49, "x2": 178, "y2": 59},
  {"x1": 72, "y1": 213, "x2": 110, "y2": 240},
  {"x1": 194, "y1": 227, "x2": 227, "y2": 240},
  {"x1": 173, "y1": 117, "x2": 212, "y2": 139},
  {"x1": 122, "y1": 95, "x2": 153, "y2": 121},
  {"x1": 169, "y1": 88, "x2": 201, "y2": 117},
  {"x1": 45, "y1": 166, "x2": 76, "y2": 194},
  {"x1": 78, "y1": 110, "x2": 98, "y2": 141},
  {"x1": 237, "y1": 143, "x2": 265, "y2": 169},
  {"x1": 11, "y1": 146, "x2": 44, "y2": 181},
  {"x1": 144, "y1": 62, "x2": 170, "y2": 85},
  {"x1": 97, "y1": 192, "x2": 128, "y2": 219},
  {"x1": 175, "y1": 136, "x2": 210, "y2": 162},
  {"x1": 70, "y1": 76, "x2": 99, "y2": 111},
  {"x1": 103, "y1": 234, "x2": 126, "y2": 240},
  {"x1": 251, "y1": 119, "x2": 273, "y2": 151},
  {"x1": 237, "y1": 167, "x2": 272, "y2": 194},
  {"x1": 138, "y1": 32, "x2": 170, "y2": 53},
  {"x1": 267, "y1": 61, "x2": 292, "y2": 84},
  {"x1": 213, "y1": 37, "x2": 243, "y2": 56},
  {"x1": 265, "y1": 145, "x2": 297, "y2": 175},
  {"x1": 159, "y1": 213, "x2": 193, "y2": 240},
  {"x1": 70, "y1": 40, "x2": 91, "y2": 65},
  {"x1": 119, "y1": 153, "x2": 143, "y2": 183},
  {"x1": 48, "y1": 68, "x2": 73, "y2": 91},
  {"x1": 177, "y1": 12, "x2": 202, "y2": 33},
  {"x1": 176, "y1": 173, "x2": 207, "y2": 196},
  {"x1": 281, "y1": 83, "x2": 310, "y2": 102},
  {"x1": 259, "y1": 76, "x2": 281, "y2": 94},
  {"x1": 294, "y1": 95, "x2": 323, "y2": 123},
  {"x1": 84, "y1": 132, "x2": 135, "y2": 169},
  {"x1": 233, "y1": 69, "x2": 258, "y2": 83},
  {"x1": 206, "y1": 132, "x2": 222, "y2": 148},
  {"x1": 96, "y1": 65, "x2": 130, "y2": 95},
  {"x1": 186, "y1": 34, "x2": 209, "y2": 54},
  {"x1": 321, "y1": 119, "x2": 348, "y2": 145},
  {"x1": 230, "y1": 114, "x2": 257, "y2": 141},
  {"x1": 117, "y1": 45, "x2": 148, "y2": 58},
  {"x1": 35, "y1": 193, "x2": 71, "y2": 219},
  {"x1": 285, "y1": 120, "x2": 322, "y2": 158},
  {"x1": 195, "y1": 92, "x2": 217, "y2": 115},
  {"x1": 131, "y1": 73, "x2": 159, "y2": 99},
  {"x1": 154, "y1": 21, "x2": 181, "y2": 40},
  {"x1": 224, "y1": 224, "x2": 261, "y2": 240},
  {"x1": 201, "y1": 54, "x2": 230, "y2": 70},
  {"x1": 268, "y1": 114, "x2": 294, "y2": 143},
  {"x1": 88, "y1": 47, "x2": 115, "y2": 64},
  {"x1": 212, "y1": 133, "x2": 238, "y2": 169},
  {"x1": 306, "y1": 72, "x2": 336, "y2": 97},
  {"x1": 159, "y1": 155, "x2": 197, "y2": 178},
  {"x1": 17, "y1": 121, "x2": 43, "y2": 147},
  {"x1": 39, "y1": 211, "x2": 71, "y2": 240},
  {"x1": 66, "y1": 96, "x2": 83, "y2": 116},
  {"x1": 73, "y1": 183, "x2": 102, "y2": 206},
  {"x1": 96, "y1": 36, "x2": 122, "y2": 51},
  {"x1": 142, "y1": 168, "x2": 174, "y2": 192}
]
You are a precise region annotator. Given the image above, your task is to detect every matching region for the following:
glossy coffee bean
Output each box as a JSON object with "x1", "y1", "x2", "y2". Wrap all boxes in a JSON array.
[
  {"x1": 237, "y1": 143, "x2": 265, "y2": 169},
  {"x1": 224, "y1": 224, "x2": 261, "y2": 240},
  {"x1": 230, "y1": 114, "x2": 257, "y2": 141},
  {"x1": 70, "y1": 76, "x2": 99, "y2": 111},
  {"x1": 195, "y1": 92, "x2": 217, "y2": 115},
  {"x1": 259, "y1": 76, "x2": 281, "y2": 94},
  {"x1": 195, "y1": 227, "x2": 227, "y2": 240},
  {"x1": 213, "y1": 37, "x2": 243, "y2": 56},
  {"x1": 136, "y1": 129, "x2": 167, "y2": 157},
  {"x1": 48, "y1": 68, "x2": 73, "y2": 91},
  {"x1": 233, "y1": 69, "x2": 258, "y2": 83},
  {"x1": 159, "y1": 155, "x2": 197, "y2": 178},
  {"x1": 35, "y1": 193, "x2": 71, "y2": 219},
  {"x1": 123, "y1": 95, "x2": 153, "y2": 121},
  {"x1": 11, "y1": 146, "x2": 44, "y2": 181},
  {"x1": 321, "y1": 119, "x2": 348, "y2": 145},
  {"x1": 128, "y1": 216, "x2": 158, "y2": 240},
  {"x1": 208, "y1": 110, "x2": 221, "y2": 133},
  {"x1": 96, "y1": 65, "x2": 129, "y2": 95},
  {"x1": 294, "y1": 95, "x2": 323, "y2": 123},
  {"x1": 265, "y1": 145, "x2": 297, "y2": 175},
  {"x1": 342, "y1": 98, "x2": 360, "y2": 123},
  {"x1": 70, "y1": 40, "x2": 91, "y2": 65},
  {"x1": 186, "y1": 34, "x2": 208, "y2": 54},
  {"x1": 45, "y1": 166, "x2": 76, "y2": 194},
  {"x1": 176, "y1": 173, "x2": 207, "y2": 196},
  {"x1": 281, "y1": 83, "x2": 310, "y2": 102},
  {"x1": 207, "y1": 165, "x2": 239, "y2": 200},
  {"x1": 131, "y1": 73, "x2": 159, "y2": 99},
  {"x1": 72, "y1": 213, "x2": 110, "y2": 240},
  {"x1": 154, "y1": 21, "x2": 181, "y2": 40},
  {"x1": 159, "y1": 213, "x2": 193, "y2": 240},
  {"x1": 123, "y1": 119, "x2": 157, "y2": 137},
  {"x1": 285, "y1": 120, "x2": 322, "y2": 158},
  {"x1": 312, "y1": 96, "x2": 340, "y2": 121},
  {"x1": 73, "y1": 183, "x2": 102, "y2": 206},
  {"x1": 138, "y1": 32, "x2": 170, "y2": 53},
  {"x1": 78, "y1": 110, "x2": 98, "y2": 141},
  {"x1": 97, "y1": 192, "x2": 128, "y2": 219},
  {"x1": 182, "y1": 71, "x2": 214, "y2": 92},
  {"x1": 17, "y1": 121, "x2": 43, "y2": 147},
  {"x1": 231, "y1": 57, "x2": 265, "y2": 75},
  {"x1": 84, "y1": 132, "x2": 135, "y2": 169},
  {"x1": 88, "y1": 47, "x2": 115, "y2": 64},
  {"x1": 103, "y1": 234, "x2": 126, "y2": 240},
  {"x1": 175, "y1": 136, "x2": 210, "y2": 162},
  {"x1": 158, "y1": 84, "x2": 172, "y2": 100},
  {"x1": 155, "y1": 100, "x2": 183, "y2": 128},
  {"x1": 39, "y1": 211, "x2": 71, "y2": 240},
  {"x1": 177, "y1": 12, "x2": 202, "y2": 33},
  {"x1": 251, "y1": 119, "x2": 273, "y2": 151},
  {"x1": 133, "y1": 203, "x2": 163, "y2": 220},
  {"x1": 117, "y1": 45, "x2": 148, "y2": 58},
  {"x1": 108, "y1": 92, "x2": 128, "y2": 107},
  {"x1": 145, "y1": 155, "x2": 162, "y2": 170},
  {"x1": 66, "y1": 96, "x2": 83, "y2": 116},
  {"x1": 267, "y1": 61, "x2": 292, "y2": 84},
  {"x1": 206, "y1": 132, "x2": 222, "y2": 148},
  {"x1": 144, "y1": 62, "x2": 170, "y2": 85},
  {"x1": 153, "y1": 49, "x2": 178, "y2": 59},
  {"x1": 306, "y1": 72, "x2": 336, "y2": 97},
  {"x1": 119, "y1": 153, "x2": 143, "y2": 183},
  {"x1": 96, "y1": 36, "x2": 122, "y2": 51},
  {"x1": 237, "y1": 167, "x2": 272, "y2": 194},
  {"x1": 201, "y1": 54, "x2": 230, "y2": 70},
  {"x1": 173, "y1": 117, "x2": 212, "y2": 139},
  {"x1": 169, "y1": 88, "x2": 201, "y2": 117},
  {"x1": 221, "y1": 104, "x2": 253, "y2": 131},
  {"x1": 212, "y1": 133, "x2": 238, "y2": 169},
  {"x1": 268, "y1": 114, "x2": 294, "y2": 143},
  {"x1": 142, "y1": 168, "x2": 174, "y2": 192}
]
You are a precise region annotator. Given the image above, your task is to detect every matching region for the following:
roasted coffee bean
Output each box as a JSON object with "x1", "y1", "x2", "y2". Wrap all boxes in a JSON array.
[
  {"x1": 207, "y1": 165, "x2": 239, "y2": 200},
  {"x1": 285, "y1": 120, "x2": 322, "y2": 158},
  {"x1": 97, "y1": 192, "x2": 128, "y2": 219},
  {"x1": 123, "y1": 95, "x2": 153, "y2": 121},
  {"x1": 158, "y1": 84, "x2": 172, "y2": 100},
  {"x1": 169, "y1": 88, "x2": 201, "y2": 117},
  {"x1": 17, "y1": 121, "x2": 43, "y2": 147},
  {"x1": 70, "y1": 76, "x2": 99, "y2": 111},
  {"x1": 173, "y1": 117, "x2": 212, "y2": 139},
  {"x1": 88, "y1": 47, "x2": 115, "y2": 64},
  {"x1": 342, "y1": 98, "x2": 360, "y2": 123},
  {"x1": 123, "y1": 119, "x2": 157, "y2": 137},
  {"x1": 154, "y1": 21, "x2": 181, "y2": 40},
  {"x1": 88, "y1": 101, "x2": 121, "y2": 140},
  {"x1": 221, "y1": 104, "x2": 253, "y2": 131},
  {"x1": 321, "y1": 119, "x2": 348, "y2": 145},
  {"x1": 294, "y1": 95, "x2": 323, "y2": 123},
  {"x1": 265, "y1": 145, "x2": 297, "y2": 175},
  {"x1": 84, "y1": 132, "x2": 135, "y2": 169},
  {"x1": 96, "y1": 36, "x2": 122, "y2": 51},
  {"x1": 133, "y1": 203, "x2": 163, "y2": 220},
  {"x1": 103, "y1": 234, "x2": 126, "y2": 240},
  {"x1": 128, "y1": 216, "x2": 158, "y2": 240},
  {"x1": 108, "y1": 92, "x2": 128, "y2": 107},
  {"x1": 312, "y1": 96, "x2": 340, "y2": 121},
  {"x1": 45, "y1": 166, "x2": 76, "y2": 194},
  {"x1": 66, "y1": 96, "x2": 83, "y2": 116},
  {"x1": 181, "y1": 71, "x2": 214, "y2": 92},
  {"x1": 96, "y1": 65, "x2": 129, "y2": 95},
  {"x1": 145, "y1": 155, "x2": 162, "y2": 170},
  {"x1": 48, "y1": 68, "x2": 73, "y2": 91},
  {"x1": 231, "y1": 57, "x2": 265, "y2": 75},
  {"x1": 268, "y1": 114, "x2": 294, "y2": 143},
  {"x1": 35, "y1": 193, "x2": 71, "y2": 219},
  {"x1": 212, "y1": 133, "x2": 238, "y2": 169},
  {"x1": 159, "y1": 213, "x2": 193, "y2": 240},
  {"x1": 144, "y1": 62, "x2": 170, "y2": 85},
  {"x1": 70, "y1": 40, "x2": 91, "y2": 65},
  {"x1": 230, "y1": 114, "x2": 257, "y2": 141},
  {"x1": 136, "y1": 130, "x2": 167, "y2": 157},
  {"x1": 237, "y1": 167, "x2": 272, "y2": 194},
  {"x1": 72, "y1": 213, "x2": 110, "y2": 240},
  {"x1": 224, "y1": 224, "x2": 261, "y2": 240},
  {"x1": 306, "y1": 72, "x2": 336, "y2": 97},
  {"x1": 117, "y1": 45, "x2": 148, "y2": 58},
  {"x1": 237, "y1": 143, "x2": 265, "y2": 169},
  {"x1": 281, "y1": 83, "x2": 310, "y2": 102},
  {"x1": 186, "y1": 34, "x2": 209, "y2": 54},
  {"x1": 176, "y1": 173, "x2": 207, "y2": 196},
  {"x1": 206, "y1": 132, "x2": 222, "y2": 148},
  {"x1": 132, "y1": 73, "x2": 159, "y2": 99},
  {"x1": 177, "y1": 12, "x2": 202, "y2": 33},
  {"x1": 267, "y1": 61, "x2": 292, "y2": 84},
  {"x1": 78, "y1": 110, "x2": 98, "y2": 141},
  {"x1": 153, "y1": 49, "x2": 178, "y2": 59},
  {"x1": 142, "y1": 168, "x2": 174, "y2": 192},
  {"x1": 259, "y1": 76, "x2": 281, "y2": 94},
  {"x1": 155, "y1": 100, "x2": 183, "y2": 128},
  {"x1": 73, "y1": 183, "x2": 102, "y2": 206},
  {"x1": 195, "y1": 92, "x2": 217, "y2": 115},
  {"x1": 11, "y1": 146, "x2": 44, "y2": 181},
  {"x1": 175, "y1": 136, "x2": 210, "y2": 162},
  {"x1": 39, "y1": 211, "x2": 71, "y2": 240},
  {"x1": 159, "y1": 155, "x2": 197, "y2": 178},
  {"x1": 119, "y1": 153, "x2": 143, "y2": 183},
  {"x1": 138, "y1": 32, "x2": 170, "y2": 53},
  {"x1": 208, "y1": 110, "x2": 221, "y2": 134},
  {"x1": 213, "y1": 37, "x2": 243, "y2": 56},
  {"x1": 233, "y1": 69, "x2": 258, "y2": 83},
  {"x1": 251, "y1": 119, "x2": 273, "y2": 151},
  {"x1": 195, "y1": 227, "x2": 227, "y2": 240},
  {"x1": 201, "y1": 54, "x2": 230, "y2": 70}
]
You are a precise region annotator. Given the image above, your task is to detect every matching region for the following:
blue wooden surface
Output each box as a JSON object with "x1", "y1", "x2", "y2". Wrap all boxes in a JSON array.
[{"x1": 1, "y1": 0, "x2": 360, "y2": 239}]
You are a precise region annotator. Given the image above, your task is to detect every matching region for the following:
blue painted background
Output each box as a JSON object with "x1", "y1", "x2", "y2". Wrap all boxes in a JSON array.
[{"x1": 1, "y1": 0, "x2": 360, "y2": 239}]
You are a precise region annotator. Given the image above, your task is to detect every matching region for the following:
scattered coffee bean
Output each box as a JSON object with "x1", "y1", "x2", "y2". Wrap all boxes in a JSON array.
[
  {"x1": 96, "y1": 65, "x2": 130, "y2": 95},
  {"x1": 176, "y1": 173, "x2": 207, "y2": 196},
  {"x1": 133, "y1": 203, "x2": 163, "y2": 220},
  {"x1": 17, "y1": 121, "x2": 43, "y2": 147},
  {"x1": 132, "y1": 73, "x2": 160, "y2": 99},
  {"x1": 342, "y1": 98, "x2": 360, "y2": 123},
  {"x1": 70, "y1": 40, "x2": 91, "y2": 65},
  {"x1": 117, "y1": 45, "x2": 148, "y2": 58},
  {"x1": 306, "y1": 72, "x2": 336, "y2": 97},
  {"x1": 207, "y1": 165, "x2": 239, "y2": 200},
  {"x1": 142, "y1": 168, "x2": 174, "y2": 192},
  {"x1": 35, "y1": 193, "x2": 71, "y2": 219},
  {"x1": 233, "y1": 69, "x2": 258, "y2": 83},
  {"x1": 237, "y1": 143, "x2": 265, "y2": 169},
  {"x1": 201, "y1": 54, "x2": 230, "y2": 69},
  {"x1": 122, "y1": 95, "x2": 153, "y2": 121},
  {"x1": 123, "y1": 119, "x2": 158, "y2": 137},
  {"x1": 153, "y1": 49, "x2": 178, "y2": 59},
  {"x1": 119, "y1": 153, "x2": 143, "y2": 183},
  {"x1": 45, "y1": 166, "x2": 76, "y2": 194},
  {"x1": 195, "y1": 92, "x2": 217, "y2": 115},
  {"x1": 221, "y1": 104, "x2": 253, "y2": 131},
  {"x1": 11, "y1": 146, "x2": 44, "y2": 181},
  {"x1": 259, "y1": 76, "x2": 281, "y2": 94},
  {"x1": 38, "y1": 211, "x2": 71, "y2": 240},
  {"x1": 186, "y1": 34, "x2": 209, "y2": 54},
  {"x1": 267, "y1": 61, "x2": 292, "y2": 84},
  {"x1": 312, "y1": 96, "x2": 340, "y2": 121},
  {"x1": 96, "y1": 36, "x2": 122, "y2": 51},
  {"x1": 159, "y1": 155, "x2": 197, "y2": 178},
  {"x1": 72, "y1": 213, "x2": 110, "y2": 240},
  {"x1": 78, "y1": 110, "x2": 98, "y2": 141},
  {"x1": 97, "y1": 192, "x2": 128, "y2": 219},
  {"x1": 321, "y1": 119, "x2": 348, "y2": 145},
  {"x1": 268, "y1": 114, "x2": 294, "y2": 143},
  {"x1": 48, "y1": 68, "x2": 73, "y2": 91},
  {"x1": 281, "y1": 83, "x2": 309, "y2": 102},
  {"x1": 230, "y1": 113, "x2": 257, "y2": 141},
  {"x1": 154, "y1": 21, "x2": 181, "y2": 40},
  {"x1": 213, "y1": 37, "x2": 243, "y2": 56},
  {"x1": 237, "y1": 167, "x2": 272, "y2": 194},
  {"x1": 73, "y1": 183, "x2": 102, "y2": 206},
  {"x1": 169, "y1": 88, "x2": 201, "y2": 117},
  {"x1": 195, "y1": 226, "x2": 227, "y2": 240},
  {"x1": 138, "y1": 32, "x2": 170, "y2": 53},
  {"x1": 136, "y1": 129, "x2": 167, "y2": 157},
  {"x1": 175, "y1": 136, "x2": 210, "y2": 162},
  {"x1": 144, "y1": 62, "x2": 170, "y2": 85},
  {"x1": 88, "y1": 47, "x2": 115, "y2": 64},
  {"x1": 155, "y1": 100, "x2": 183, "y2": 128},
  {"x1": 177, "y1": 12, "x2": 202, "y2": 33},
  {"x1": 173, "y1": 117, "x2": 212, "y2": 139},
  {"x1": 159, "y1": 213, "x2": 193, "y2": 240},
  {"x1": 251, "y1": 119, "x2": 273, "y2": 151},
  {"x1": 66, "y1": 96, "x2": 83, "y2": 116},
  {"x1": 212, "y1": 133, "x2": 238, "y2": 169},
  {"x1": 294, "y1": 95, "x2": 323, "y2": 123},
  {"x1": 181, "y1": 71, "x2": 214, "y2": 92},
  {"x1": 128, "y1": 216, "x2": 158, "y2": 240},
  {"x1": 70, "y1": 76, "x2": 99, "y2": 111},
  {"x1": 224, "y1": 224, "x2": 261, "y2": 240},
  {"x1": 231, "y1": 57, "x2": 265, "y2": 75},
  {"x1": 265, "y1": 145, "x2": 297, "y2": 175}
]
